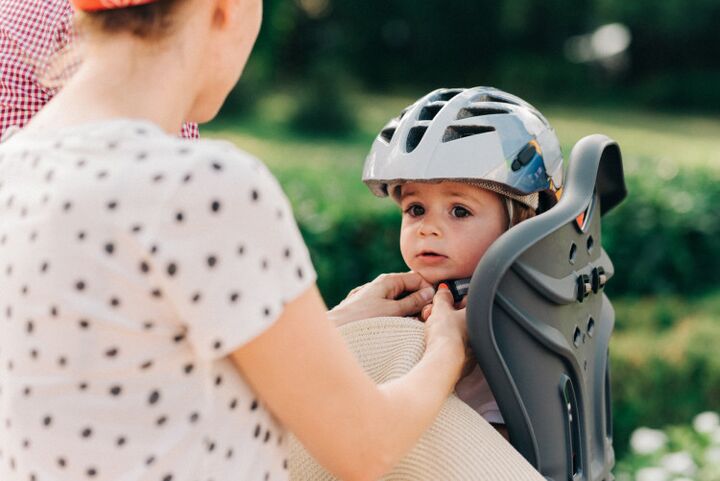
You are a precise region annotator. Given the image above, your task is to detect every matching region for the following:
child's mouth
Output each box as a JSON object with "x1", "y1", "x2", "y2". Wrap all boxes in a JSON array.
[{"x1": 416, "y1": 251, "x2": 448, "y2": 265}]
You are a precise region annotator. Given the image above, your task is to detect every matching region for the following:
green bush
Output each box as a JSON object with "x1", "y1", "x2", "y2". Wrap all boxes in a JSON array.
[
  {"x1": 603, "y1": 159, "x2": 720, "y2": 296},
  {"x1": 611, "y1": 297, "x2": 720, "y2": 459}
]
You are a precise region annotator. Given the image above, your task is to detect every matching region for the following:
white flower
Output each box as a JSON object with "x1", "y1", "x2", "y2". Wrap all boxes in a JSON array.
[
  {"x1": 693, "y1": 411, "x2": 720, "y2": 434},
  {"x1": 631, "y1": 427, "x2": 669, "y2": 455},
  {"x1": 635, "y1": 467, "x2": 669, "y2": 481},
  {"x1": 705, "y1": 446, "x2": 720, "y2": 465},
  {"x1": 660, "y1": 451, "x2": 697, "y2": 476},
  {"x1": 711, "y1": 427, "x2": 720, "y2": 445}
]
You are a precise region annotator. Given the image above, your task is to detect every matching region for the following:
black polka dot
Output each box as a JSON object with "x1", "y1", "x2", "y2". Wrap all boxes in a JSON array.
[
  {"x1": 250, "y1": 399, "x2": 258, "y2": 411},
  {"x1": 211, "y1": 161, "x2": 223, "y2": 171},
  {"x1": 229, "y1": 398, "x2": 238, "y2": 410},
  {"x1": 105, "y1": 347, "x2": 119, "y2": 358},
  {"x1": 104, "y1": 243, "x2": 115, "y2": 255},
  {"x1": 79, "y1": 382, "x2": 89, "y2": 391},
  {"x1": 109, "y1": 385, "x2": 122, "y2": 396},
  {"x1": 210, "y1": 200, "x2": 221, "y2": 213},
  {"x1": 62, "y1": 201, "x2": 72, "y2": 212},
  {"x1": 189, "y1": 412, "x2": 200, "y2": 423},
  {"x1": 75, "y1": 280, "x2": 86, "y2": 291},
  {"x1": 106, "y1": 200, "x2": 118, "y2": 210},
  {"x1": 183, "y1": 363, "x2": 194, "y2": 374},
  {"x1": 57, "y1": 457, "x2": 66, "y2": 468},
  {"x1": 162, "y1": 474, "x2": 173, "y2": 481},
  {"x1": 86, "y1": 467, "x2": 98, "y2": 477},
  {"x1": 254, "y1": 424, "x2": 261, "y2": 438},
  {"x1": 206, "y1": 255, "x2": 217, "y2": 268},
  {"x1": 229, "y1": 291, "x2": 240, "y2": 304},
  {"x1": 80, "y1": 427, "x2": 93, "y2": 439},
  {"x1": 140, "y1": 360, "x2": 154, "y2": 370},
  {"x1": 143, "y1": 320, "x2": 155, "y2": 330},
  {"x1": 213, "y1": 340, "x2": 222, "y2": 351},
  {"x1": 152, "y1": 173, "x2": 164, "y2": 183},
  {"x1": 25, "y1": 320, "x2": 34, "y2": 334},
  {"x1": 251, "y1": 189, "x2": 260, "y2": 202},
  {"x1": 78, "y1": 319, "x2": 90, "y2": 330},
  {"x1": 77, "y1": 231, "x2": 86, "y2": 241},
  {"x1": 214, "y1": 375, "x2": 223, "y2": 386},
  {"x1": 145, "y1": 456, "x2": 155, "y2": 466},
  {"x1": 156, "y1": 415, "x2": 168, "y2": 426},
  {"x1": 140, "y1": 261, "x2": 150, "y2": 274},
  {"x1": 166, "y1": 263, "x2": 177, "y2": 277},
  {"x1": 148, "y1": 390, "x2": 160, "y2": 405},
  {"x1": 297, "y1": 267, "x2": 304, "y2": 279},
  {"x1": 175, "y1": 211, "x2": 184, "y2": 223},
  {"x1": 182, "y1": 173, "x2": 192, "y2": 183},
  {"x1": 116, "y1": 436, "x2": 127, "y2": 447},
  {"x1": 109, "y1": 297, "x2": 121, "y2": 308},
  {"x1": 42, "y1": 415, "x2": 52, "y2": 427},
  {"x1": 150, "y1": 289, "x2": 162, "y2": 299},
  {"x1": 191, "y1": 292, "x2": 202, "y2": 303}
]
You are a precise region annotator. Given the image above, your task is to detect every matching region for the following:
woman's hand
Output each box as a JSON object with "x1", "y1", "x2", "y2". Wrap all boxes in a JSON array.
[
  {"x1": 423, "y1": 285, "x2": 469, "y2": 379},
  {"x1": 328, "y1": 272, "x2": 435, "y2": 327}
]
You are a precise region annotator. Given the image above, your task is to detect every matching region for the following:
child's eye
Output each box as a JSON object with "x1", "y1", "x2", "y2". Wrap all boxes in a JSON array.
[
  {"x1": 405, "y1": 204, "x2": 425, "y2": 217},
  {"x1": 451, "y1": 206, "x2": 472, "y2": 218}
]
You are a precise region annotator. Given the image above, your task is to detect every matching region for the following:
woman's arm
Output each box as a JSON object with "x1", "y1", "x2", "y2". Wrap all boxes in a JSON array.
[{"x1": 230, "y1": 284, "x2": 466, "y2": 481}]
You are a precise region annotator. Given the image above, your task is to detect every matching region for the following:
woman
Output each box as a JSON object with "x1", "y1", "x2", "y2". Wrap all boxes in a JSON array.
[{"x1": 0, "y1": 1, "x2": 467, "y2": 480}]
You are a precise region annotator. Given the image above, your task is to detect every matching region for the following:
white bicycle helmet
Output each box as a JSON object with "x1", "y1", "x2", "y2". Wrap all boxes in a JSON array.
[{"x1": 363, "y1": 87, "x2": 563, "y2": 211}]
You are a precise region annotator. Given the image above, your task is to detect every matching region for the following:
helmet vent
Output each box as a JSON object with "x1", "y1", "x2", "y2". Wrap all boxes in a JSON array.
[
  {"x1": 431, "y1": 89, "x2": 463, "y2": 102},
  {"x1": 419, "y1": 102, "x2": 445, "y2": 121},
  {"x1": 406, "y1": 125, "x2": 428, "y2": 152},
  {"x1": 442, "y1": 125, "x2": 495, "y2": 142},
  {"x1": 380, "y1": 127, "x2": 396, "y2": 143},
  {"x1": 474, "y1": 93, "x2": 520, "y2": 106},
  {"x1": 456, "y1": 107, "x2": 508, "y2": 120}
]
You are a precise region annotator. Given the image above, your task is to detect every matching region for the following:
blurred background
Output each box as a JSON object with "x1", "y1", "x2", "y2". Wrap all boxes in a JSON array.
[{"x1": 205, "y1": 0, "x2": 720, "y2": 478}]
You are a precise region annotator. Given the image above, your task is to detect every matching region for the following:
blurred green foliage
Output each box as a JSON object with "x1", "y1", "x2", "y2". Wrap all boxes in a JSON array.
[
  {"x1": 611, "y1": 295, "x2": 720, "y2": 459},
  {"x1": 232, "y1": 0, "x2": 720, "y2": 117}
]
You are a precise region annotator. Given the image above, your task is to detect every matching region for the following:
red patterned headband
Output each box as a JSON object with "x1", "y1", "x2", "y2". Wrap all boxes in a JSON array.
[{"x1": 72, "y1": 0, "x2": 162, "y2": 11}]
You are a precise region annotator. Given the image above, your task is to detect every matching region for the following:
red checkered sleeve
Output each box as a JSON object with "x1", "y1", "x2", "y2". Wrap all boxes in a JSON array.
[{"x1": 0, "y1": 0, "x2": 199, "y2": 140}]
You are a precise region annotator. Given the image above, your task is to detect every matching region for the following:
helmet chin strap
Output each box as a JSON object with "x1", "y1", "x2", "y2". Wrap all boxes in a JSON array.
[
  {"x1": 437, "y1": 278, "x2": 472, "y2": 304},
  {"x1": 505, "y1": 197, "x2": 514, "y2": 229}
]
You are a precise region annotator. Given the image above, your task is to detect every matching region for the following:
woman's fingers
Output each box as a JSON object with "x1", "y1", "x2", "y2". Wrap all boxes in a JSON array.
[
  {"x1": 393, "y1": 286, "x2": 435, "y2": 317},
  {"x1": 375, "y1": 271, "x2": 430, "y2": 300}
]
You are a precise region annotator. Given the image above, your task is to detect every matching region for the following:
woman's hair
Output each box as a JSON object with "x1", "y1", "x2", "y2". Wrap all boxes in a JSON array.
[{"x1": 78, "y1": 0, "x2": 187, "y2": 39}]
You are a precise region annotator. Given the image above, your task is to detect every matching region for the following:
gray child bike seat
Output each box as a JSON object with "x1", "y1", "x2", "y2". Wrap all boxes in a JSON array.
[{"x1": 466, "y1": 134, "x2": 627, "y2": 481}]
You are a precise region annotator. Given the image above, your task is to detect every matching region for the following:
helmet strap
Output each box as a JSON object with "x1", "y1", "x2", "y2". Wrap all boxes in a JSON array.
[{"x1": 505, "y1": 197, "x2": 515, "y2": 229}]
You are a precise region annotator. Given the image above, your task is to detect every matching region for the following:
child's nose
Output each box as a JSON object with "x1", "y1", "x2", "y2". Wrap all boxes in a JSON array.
[{"x1": 418, "y1": 218, "x2": 441, "y2": 237}]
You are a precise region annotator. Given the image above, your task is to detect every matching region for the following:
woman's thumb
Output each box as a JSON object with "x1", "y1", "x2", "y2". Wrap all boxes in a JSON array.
[{"x1": 432, "y1": 283, "x2": 455, "y2": 309}]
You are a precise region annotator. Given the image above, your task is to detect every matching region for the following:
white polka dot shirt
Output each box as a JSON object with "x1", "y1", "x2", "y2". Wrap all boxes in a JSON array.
[{"x1": 0, "y1": 119, "x2": 316, "y2": 481}]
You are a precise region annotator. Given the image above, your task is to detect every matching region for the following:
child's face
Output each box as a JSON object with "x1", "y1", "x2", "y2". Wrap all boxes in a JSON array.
[{"x1": 399, "y1": 182, "x2": 507, "y2": 285}]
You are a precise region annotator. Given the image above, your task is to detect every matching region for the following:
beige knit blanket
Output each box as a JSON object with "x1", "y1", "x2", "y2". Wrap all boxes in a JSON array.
[{"x1": 289, "y1": 316, "x2": 545, "y2": 481}]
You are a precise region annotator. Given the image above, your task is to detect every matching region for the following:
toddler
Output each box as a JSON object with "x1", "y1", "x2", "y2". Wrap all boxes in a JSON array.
[{"x1": 363, "y1": 85, "x2": 564, "y2": 435}]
